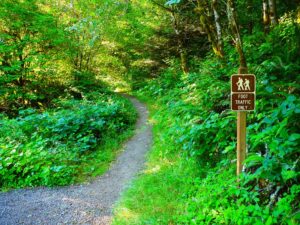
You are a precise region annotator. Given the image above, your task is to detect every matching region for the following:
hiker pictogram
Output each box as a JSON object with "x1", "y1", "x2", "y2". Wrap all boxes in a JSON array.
[
  {"x1": 244, "y1": 79, "x2": 251, "y2": 91},
  {"x1": 237, "y1": 78, "x2": 244, "y2": 90},
  {"x1": 231, "y1": 74, "x2": 256, "y2": 111},
  {"x1": 232, "y1": 75, "x2": 255, "y2": 93},
  {"x1": 236, "y1": 78, "x2": 251, "y2": 91}
]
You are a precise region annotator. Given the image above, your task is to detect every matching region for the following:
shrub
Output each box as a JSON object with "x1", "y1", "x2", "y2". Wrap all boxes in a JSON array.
[{"x1": 0, "y1": 93, "x2": 137, "y2": 189}]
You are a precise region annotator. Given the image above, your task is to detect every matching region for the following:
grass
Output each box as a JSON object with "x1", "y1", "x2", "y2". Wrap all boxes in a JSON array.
[
  {"x1": 113, "y1": 68, "x2": 300, "y2": 224},
  {"x1": 76, "y1": 129, "x2": 135, "y2": 183},
  {"x1": 112, "y1": 97, "x2": 201, "y2": 225}
]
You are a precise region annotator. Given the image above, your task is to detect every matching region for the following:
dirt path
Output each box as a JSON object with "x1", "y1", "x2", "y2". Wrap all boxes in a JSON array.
[{"x1": 0, "y1": 97, "x2": 152, "y2": 225}]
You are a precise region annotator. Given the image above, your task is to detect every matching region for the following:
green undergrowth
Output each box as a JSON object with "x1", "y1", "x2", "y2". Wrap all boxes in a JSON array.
[
  {"x1": 113, "y1": 99, "x2": 202, "y2": 224},
  {"x1": 0, "y1": 92, "x2": 137, "y2": 191},
  {"x1": 114, "y1": 83, "x2": 299, "y2": 224},
  {"x1": 113, "y1": 25, "x2": 300, "y2": 225}
]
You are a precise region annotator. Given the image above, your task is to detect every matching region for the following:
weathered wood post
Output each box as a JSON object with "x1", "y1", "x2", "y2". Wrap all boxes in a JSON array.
[
  {"x1": 231, "y1": 67, "x2": 256, "y2": 177},
  {"x1": 237, "y1": 67, "x2": 248, "y2": 176}
]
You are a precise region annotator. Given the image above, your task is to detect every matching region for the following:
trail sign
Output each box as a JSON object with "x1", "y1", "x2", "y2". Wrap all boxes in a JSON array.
[{"x1": 231, "y1": 74, "x2": 256, "y2": 111}]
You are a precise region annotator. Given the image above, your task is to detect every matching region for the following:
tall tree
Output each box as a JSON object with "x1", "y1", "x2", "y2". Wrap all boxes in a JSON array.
[
  {"x1": 247, "y1": 0, "x2": 254, "y2": 34},
  {"x1": 268, "y1": 0, "x2": 277, "y2": 26},
  {"x1": 196, "y1": 0, "x2": 223, "y2": 57},
  {"x1": 0, "y1": 0, "x2": 66, "y2": 87},
  {"x1": 156, "y1": 0, "x2": 191, "y2": 73},
  {"x1": 262, "y1": 0, "x2": 270, "y2": 33},
  {"x1": 212, "y1": 0, "x2": 224, "y2": 57},
  {"x1": 227, "y1": 0, "x2": 247, "y2": 69}
]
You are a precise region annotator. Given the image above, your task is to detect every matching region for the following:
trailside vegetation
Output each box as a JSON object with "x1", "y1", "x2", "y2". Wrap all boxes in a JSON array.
[
  {"x1": 113, "y1": 0, "x2": 300, "y2": 225},
  {"x1": 0, "y1": 92, "x2": 136, "y2": 189},
  {"x1": 0, "y1": 0, "x2": 139, "y2": 190}
]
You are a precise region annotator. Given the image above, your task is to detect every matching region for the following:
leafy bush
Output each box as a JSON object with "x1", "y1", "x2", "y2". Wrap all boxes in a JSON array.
[
  {"x1": 0, "y1": 94, "x2": 137, "y2": 189},
  {"x1": 178, "y1": 170, "x2": 300, "y2": 225},
  {"x1": 127, "y1": 28, "x2": 300, "y2": 223}
]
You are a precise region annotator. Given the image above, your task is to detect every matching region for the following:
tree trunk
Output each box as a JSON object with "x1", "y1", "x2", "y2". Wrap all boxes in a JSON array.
[
  {"x1": 196, "y1": 0, "x2": 220, "y2": 57},
  {"x1": 263, "y1": 0, "x2": 270, "y2": 33},
  {"x1": 247, "y1": 0, "x2": 254, "y2": 34},
  {"x1": 227, "y1": 0, "x2": 249, "y2": 178},
  {"x1": 171, "y1": 11, "x2": 189, "y2": 74},
  {"x1": 227, "y1": 0, "x2": 247, "y2": 69},
  {"x1": 86, "y1": 51, "x2": 92, "y2": 71},
  {"x1": 268, "y1": 0, "x2": 277, "y2": 26},
  {"x1": 180, "y1": 49, "x2": 189, "y2": 74},
  {"x1": 79, "y1": 52, "x2": 83, "y2": 71},
  {"x1": 18, "y1": 54, "x2": 26, "y2": 87},
  {"x1": 212, "y1": 0, "x2": 224, "y2": 57}
]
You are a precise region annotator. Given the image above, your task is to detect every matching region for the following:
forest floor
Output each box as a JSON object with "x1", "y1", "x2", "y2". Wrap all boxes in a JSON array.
[{"x1": 0, "y1": 97, "x2": 152, "y2": 225}]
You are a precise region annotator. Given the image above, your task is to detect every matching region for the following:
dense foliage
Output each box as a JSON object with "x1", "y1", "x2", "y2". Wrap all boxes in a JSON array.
[
  {"x1": 0, "y1": 0, "x2": 140, "y2": 189},
  {"x1": 114, "y1": 50, "x2": 299, "y2": 225},
  {"x1": 113, "y1": 1, "x2": 300, "y2": 224},
  {"x1": 0, "y1": 93, "x2": 136, "y2": 189}
]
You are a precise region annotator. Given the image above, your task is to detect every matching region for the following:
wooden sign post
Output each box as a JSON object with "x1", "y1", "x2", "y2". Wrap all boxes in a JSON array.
[{"x1": 231, "y1": 68, "x2": 256, "y2": 177}]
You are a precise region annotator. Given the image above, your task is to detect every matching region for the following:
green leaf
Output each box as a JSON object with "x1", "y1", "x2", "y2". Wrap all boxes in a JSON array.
[
  {"x1": 222, "y1": 145, "x2": 235, "y2": 154},
  {"x1": 287, "y1": 95, "x2": 296, "y2": 102},
  {"x1": 288, "y1": 133, "x2": 300, "y2": 142},
  {"x1": 265, "y1": 216, "x2": 273, "y2": 225},
  {"x1": 281, "y1": 170, "x2": 298, "y2": 182},
  {"x1": 266, "y1": 86, "x2": 273, "y2": 93},
  {"x1": 245, "y1": 154, "x2": 264, "y2": 167}
]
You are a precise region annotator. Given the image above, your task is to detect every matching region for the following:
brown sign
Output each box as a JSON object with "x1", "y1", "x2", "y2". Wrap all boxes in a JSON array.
[
  {"x1": 231, "y1": 93, "x2": 255, "y2": 110},
  {"x1": 231, "y1": 75, "x2": 256, "y2": 92},
  {"x1": 231, "y1": 74, "x2": 256, "y2": 111}
]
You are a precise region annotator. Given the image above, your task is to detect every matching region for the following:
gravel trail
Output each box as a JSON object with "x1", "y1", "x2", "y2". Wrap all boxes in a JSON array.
[{"x1": 0, "y1": 97, "x2": 152, "y2": 225}]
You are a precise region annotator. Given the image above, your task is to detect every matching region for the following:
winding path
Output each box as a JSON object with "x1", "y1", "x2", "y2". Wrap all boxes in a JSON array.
[{"x1": 0, "y1": 97, "x2": 152, "y2": 225}]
